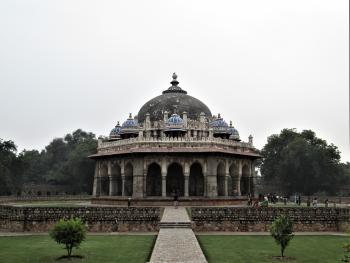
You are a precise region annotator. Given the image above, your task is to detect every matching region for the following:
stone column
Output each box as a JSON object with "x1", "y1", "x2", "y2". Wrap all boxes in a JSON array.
[
  {"x1": 206, "y1": 158, "x2": 218, "y2": 197},
  {"x1": 224, "y1": 174, "x2": 229, "y2": 196},
  {"x1": 121, "y1": 160, "x2": 125, "y2": 196},
  {"x1": 92, "y1": 161, "x2": 99, "y2": 196},
  {"x1": 162, "y1": 175, "x2": 166, "y2": 197},
  {"x1": 132, "y1": 158, "x2": 144, "y2": 198},
  {"x1": 184, "y1": 176, "x2": 189, "y2": 197},
  {"x1": 203, "y1": 162, "x2": 208, "y2": 197},
  {"x1": 107, "y1": 161, "x2": 114, "y2": 196},
  {"x1": 237, "y1": 160, "x2": 242, "y2": 196},
  {"x1": 121, "y1": 176, "x2": 126, "y2": 196},
  {"x1": 184, "y1": 162, "x2": 189, "y2": 197},
  {"x1": 224, "y1": 159, "x2": 229, "y2": 196},
  {"x1": 109, "y1": 176, "x2": 116, "y2": 196},
  {"x1": 161, "y1": 159, "x2": 167, "y2": 197}
]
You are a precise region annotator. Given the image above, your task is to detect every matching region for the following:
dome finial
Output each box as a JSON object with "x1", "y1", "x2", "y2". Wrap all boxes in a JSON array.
[
  {"x1": 129, "y1": 113, "x2": 132, "y2": 119},
  {"x1": 163, "y1": 72, "x2": 187, "y2": 94},
  {"x1": 170, "y1": 72, "x2": 179, "y2": 87},
  {"x1": 230, "y1": 120, "x2": 232, "y2": 127},
  {"x1": 218, "y1": 113, "x2": 221, "y2": 119}
]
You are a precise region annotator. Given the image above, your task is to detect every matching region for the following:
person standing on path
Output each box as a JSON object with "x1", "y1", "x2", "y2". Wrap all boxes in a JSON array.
[{"x1": 174, "y1": 191, "x2": 179, "y2": 209}]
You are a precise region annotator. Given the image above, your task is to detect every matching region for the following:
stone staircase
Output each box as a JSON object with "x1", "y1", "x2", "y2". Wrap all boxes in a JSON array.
[{"x1": 159, "y1": 221, "x2": 192, "y2": 229}]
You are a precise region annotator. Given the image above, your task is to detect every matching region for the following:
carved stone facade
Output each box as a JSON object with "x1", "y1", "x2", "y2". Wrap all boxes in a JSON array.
[{"x1": 90, "y1": 74, "x2": 260, "y2": 199}]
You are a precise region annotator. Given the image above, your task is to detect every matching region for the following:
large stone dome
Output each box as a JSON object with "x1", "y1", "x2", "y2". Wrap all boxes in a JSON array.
[{"x1": 138, "y1": 73, "x2": 212, "y2": 123}]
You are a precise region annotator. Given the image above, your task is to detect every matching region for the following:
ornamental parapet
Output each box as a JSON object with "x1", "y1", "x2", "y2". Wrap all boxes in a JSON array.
[{"x1": 91, "y1": 137, "x2": 260, "y2": 157}]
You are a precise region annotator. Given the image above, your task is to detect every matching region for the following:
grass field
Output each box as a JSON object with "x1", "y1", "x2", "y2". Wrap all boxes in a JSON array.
[
  {"x1": 0, "y1": 235, "x2": 156, "y2": 263},
  {"x1": 198, "y1": 235, "x2": 349, "y2": 263}
]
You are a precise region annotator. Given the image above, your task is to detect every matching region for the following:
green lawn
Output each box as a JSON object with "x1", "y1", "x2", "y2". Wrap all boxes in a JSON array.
[
  {"x1": 198, "y1": 235, "x2": 349, "y2": 263},
  {"x1": 0, "y1": 235, "x2": 156, "y2": 263}
]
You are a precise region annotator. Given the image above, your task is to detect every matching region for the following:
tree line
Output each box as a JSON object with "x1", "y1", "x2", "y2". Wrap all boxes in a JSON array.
[
  {"x1": 0, "y1": 129, "x2": 97, "y2": 195},
  {"x1": 0, "y1": 128, "x2": 349, "y2": 196}
]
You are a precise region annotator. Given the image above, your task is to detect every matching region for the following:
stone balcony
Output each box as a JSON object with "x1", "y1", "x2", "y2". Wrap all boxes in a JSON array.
[{"x1": 90, "y1": 137, "x2": 261, "y2": 157}]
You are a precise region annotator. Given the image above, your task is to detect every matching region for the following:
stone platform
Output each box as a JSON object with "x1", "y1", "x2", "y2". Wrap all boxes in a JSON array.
[{"x1": 91, "y1": 196, "x2": 248, "y2": 206}]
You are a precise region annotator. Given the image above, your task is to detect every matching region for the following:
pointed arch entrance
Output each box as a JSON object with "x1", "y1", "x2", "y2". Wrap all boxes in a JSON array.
[
  {"x1": 166, "y1": 163, "x2": 184, "y2": 196},
  {"x1": 124, "y1": 163, "x2": 133, "y2": 196},
  {"x1": 146, "y1": 163, "x2": 162, "y2": 196},
  {"x1": 189, "y1": 162, "x2": 204, "y2": 196},
  {"x1": 217, "y1": 162, "x2": 225, "y2": 196},
  {"x1": 240, "y1": 164, "x2": 250, "y2": 196}
]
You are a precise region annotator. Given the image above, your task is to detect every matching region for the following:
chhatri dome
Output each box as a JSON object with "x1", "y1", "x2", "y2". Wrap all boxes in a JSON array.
[
  {"x1": 137, "y1": 73, "x2": 212, "y2": 123},
  {"x1": 90, "y1": 73, "x2": 260, "y2": 203}
]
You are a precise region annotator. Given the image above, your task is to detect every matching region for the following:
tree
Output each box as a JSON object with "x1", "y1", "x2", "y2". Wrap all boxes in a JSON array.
[
  {"x1": 0, "y1": 139, "x2": 23, "y2": 195},
  {"x1": 50, "y1": 218, "x2": 86, "y2": 257},
  {"x1": 270, "y1": 214, "x2": 294, "y2": 258},
  {"x1": 260, "y1": 129, "x2": 344, "y2": 195}
]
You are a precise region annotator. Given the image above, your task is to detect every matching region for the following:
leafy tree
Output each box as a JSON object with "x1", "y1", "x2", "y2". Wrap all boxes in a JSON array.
[
  {"x1": 50, "y1": 218, "x2": 86, "y2": 257},
  {"x1": 270, "y1": 214, "x2": 294, "y2": 258},
  {"x1": 0, "y1": 139, "x2": 22, "y2": 195},
  {"x1": 261, "y1": 129, "x2": 344, "y2": 195}
]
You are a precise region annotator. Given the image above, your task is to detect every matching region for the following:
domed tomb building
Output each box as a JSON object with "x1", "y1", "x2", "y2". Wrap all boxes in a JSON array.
[{"x1": 90, "y1": 73, "x2": 260, "y2": 202}]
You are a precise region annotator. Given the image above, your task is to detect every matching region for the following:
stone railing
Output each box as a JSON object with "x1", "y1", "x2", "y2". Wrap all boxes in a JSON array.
[
  {"x1": 0, "y1": 205, "x2": 161, "y2": 232},
  {"x1": 191, "y1": 207, "x2": 350, "y2": 232},
  {"x1": 97, "y1": 137, "x2": 258, "y2": 156}
]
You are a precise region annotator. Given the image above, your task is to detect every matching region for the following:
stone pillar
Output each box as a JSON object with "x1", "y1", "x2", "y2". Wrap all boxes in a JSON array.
[
  {"x1": 203, "y1": 161, "x2": 207, "y2": 197},
  {"x1": 107, "y1": 162, "x2": 113, "y2": 196},
  {"x1": 184, "y1": 163, "x2": 189, "y2": 197},
  {"x1": 206, "y1": 158, "x2": 218, "y2": 197},
  {"x1": 109, "y1": 176, "x2": 116, "y2": 196},
  {"x1": 224, "y1": 159, "x2": 229, "y2": 196},
  {"x1": 161, "y1": 159, "x2": 167, "y2": 197},
  {"x1": 224, "y1": 175, "x2": 229, "y2": 196},
  {"x1": 121, "y1": 160, "x2": 125, "y2": 196},
  {"x1": 182, "y1": 111, "x2": 187, "y2": 128},
  {"x1": 132, "y1": 158, "x2": 144, "y2": 198},
  {"x1": 93, "y1": 161, "x2": 99, "y2": 196},
  {"x1": 121, "y1": 176, "x2": 126, "y2": 196},
  {"x1": 237, "y1": 160, "x2": 242, "y2": 196}
]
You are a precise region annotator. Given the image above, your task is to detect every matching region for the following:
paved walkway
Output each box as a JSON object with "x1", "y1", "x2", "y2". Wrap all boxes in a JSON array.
[{"x1": 149, "y1": 207, "x2": 207, "y2": 263}]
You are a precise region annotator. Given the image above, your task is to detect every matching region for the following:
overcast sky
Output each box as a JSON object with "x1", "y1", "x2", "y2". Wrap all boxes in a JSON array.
[{"x1": 0, "y1": 0, "x2": 349, "y2": 161}]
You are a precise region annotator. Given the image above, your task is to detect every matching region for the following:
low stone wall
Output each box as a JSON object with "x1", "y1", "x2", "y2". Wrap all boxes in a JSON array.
[
  {"x1": 92, "y1": 197, "x2": 248, "y2": 206},
  {"x1": 191, "y1": 207, "x2": 350, "y2": 232},
  {"x1": 0, "y1": 205, "x2": 161, "y2": 232}
]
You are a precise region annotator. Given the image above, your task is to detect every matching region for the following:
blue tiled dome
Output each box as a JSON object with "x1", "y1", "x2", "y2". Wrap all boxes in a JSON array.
[
  {"x1": 122, "y1": 113, "x2": 138, "y2": 128},
  {"x1": 109, "y1": 122, "x2": 122, "y2": 139},
  {"x1": 210, "y1": 114, "x2": 228, "y2": 128},
  {"x1": 228, "y1": 121, "x2": 240, "y2": 140},
  {"x1": 167, "y1": 114, "x2": 183, "y2": 125}
]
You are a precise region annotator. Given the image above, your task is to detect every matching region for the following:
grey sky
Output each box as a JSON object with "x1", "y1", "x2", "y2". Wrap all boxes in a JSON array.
[{"x1": 0, "y1": 0, "x2": 349, "y2": 161}]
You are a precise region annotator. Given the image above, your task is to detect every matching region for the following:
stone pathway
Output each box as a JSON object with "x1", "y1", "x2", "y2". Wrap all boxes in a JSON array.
[{"x1": 149, "y1": 207, "x2": 207, "y2": 263}]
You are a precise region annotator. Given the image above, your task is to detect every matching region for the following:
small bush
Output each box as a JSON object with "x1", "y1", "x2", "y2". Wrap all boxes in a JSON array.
[
  {"x1": 50, "y1": 218, "x2": 86, "y2": 257},
  {"x1": 270, "y1": 214, "x2": 294, "y2": 258}
]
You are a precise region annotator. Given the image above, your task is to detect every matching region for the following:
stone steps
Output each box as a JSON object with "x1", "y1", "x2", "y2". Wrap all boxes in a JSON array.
[{"x1": 159, "y1": 222, "x2": 192, "y2": 229}]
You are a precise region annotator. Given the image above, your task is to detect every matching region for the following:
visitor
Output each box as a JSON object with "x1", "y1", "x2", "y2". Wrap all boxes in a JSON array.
[
  {"x1": 312, "y1": 197, "x2": 318, "y2": 207},
  {"x1": 247, "y1": 195, "x2": 252, "y2": 206},
  {"x1": 127, "y1": 197, "x2": 131, "y2": 207},
  {"x1": 174, "y1": 191, "x2": 179, "y2": 209},
  {"x1": 307, "y1": 197, "x2": 311, "y2": 207},
  {"x1": 297, "y1": 195, "x2": 301, "y2": 206},
  {"x1": 283, "y1": 195, "x2": 287, "y2": 205},
  {"x1": 325, "y1": 199, "x2": 329, "y2": 208}
]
